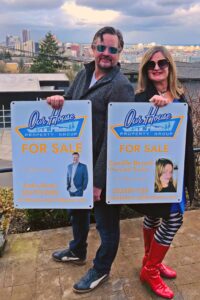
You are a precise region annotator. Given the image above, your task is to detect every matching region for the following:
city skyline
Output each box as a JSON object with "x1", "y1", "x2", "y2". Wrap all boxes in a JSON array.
[{"x1": 0, "y1": 0, "x2": 200, "y2": 45}]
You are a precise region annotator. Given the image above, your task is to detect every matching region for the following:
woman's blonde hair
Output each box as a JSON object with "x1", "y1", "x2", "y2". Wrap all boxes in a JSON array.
[
  {"x1": 155, "y1": 158, "x2": 174, "y2": 192},
  {"x1": 137, "y1": 46, "x2": 184, "y2": 98}
]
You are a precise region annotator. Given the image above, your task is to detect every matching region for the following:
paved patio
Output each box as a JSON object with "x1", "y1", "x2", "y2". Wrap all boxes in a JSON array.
[{"x1": 1, "y1": 210, "x2": 200, "y2": 300}]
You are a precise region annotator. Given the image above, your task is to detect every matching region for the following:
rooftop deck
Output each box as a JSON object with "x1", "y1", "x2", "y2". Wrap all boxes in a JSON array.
[{"x1": 1, "y1": 210, "x2": 200, "y2": 300}]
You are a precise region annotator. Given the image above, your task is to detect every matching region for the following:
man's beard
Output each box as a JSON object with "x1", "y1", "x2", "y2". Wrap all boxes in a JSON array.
[
  {"x1": 98, "y1": 64, "x2": 113, "y2": 73},
  {"x1": 97, "y1": 56, "x2": 114, "y2": 73}
]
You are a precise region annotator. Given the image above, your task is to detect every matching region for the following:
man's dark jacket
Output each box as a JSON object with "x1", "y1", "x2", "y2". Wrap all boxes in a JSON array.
[
  {"x1": 64, "y1": 61, "x2": 135, "y2": 190},
  {"x1": 131, "y1": 84, "x2": 195, "y2": 218}
]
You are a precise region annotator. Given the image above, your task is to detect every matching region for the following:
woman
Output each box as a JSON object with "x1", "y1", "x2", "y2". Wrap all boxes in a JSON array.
[
  {"x1": 134, "y1": 46, "x2": 195, "y2": 299},
  {"x1": 155, "y1": 158, "x2": 176, "y2": 193}
]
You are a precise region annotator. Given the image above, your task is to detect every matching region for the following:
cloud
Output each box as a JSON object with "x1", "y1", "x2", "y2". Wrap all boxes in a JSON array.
[
  {"x1": 0, "y1": 12, "x2": 53, "y2": 27},
  {"x1": 1, "y1": 0, "x2": 65, "y2": 10},
  {"x1": 76, "y1": 0, "x2": 200, "y2": 17},
  {"x1": 61, "y1": 0, "x2": 120, "y2": 26},
  {"x1": 0, "y1": 0, "x2": 200, "y2": 44},
  {"x1": 175, "y1": 3, "x2": 200, "y2": 24}
]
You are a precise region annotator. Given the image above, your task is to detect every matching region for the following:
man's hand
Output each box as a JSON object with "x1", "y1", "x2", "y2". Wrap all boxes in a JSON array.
[
  {"x1": 149, "y1": 95, "x2": 170, "y2": 107},
  {"x1": 93, "y1": 186, "x2": 102, "y2": 202},
  {"x1": 46, "y1": 95, "x2": 64, "y2": 109}
]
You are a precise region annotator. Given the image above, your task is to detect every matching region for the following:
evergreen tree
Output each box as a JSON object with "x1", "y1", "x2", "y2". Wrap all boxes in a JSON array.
[
  {"x1": 30, "y1": 32, "x2": 63, "y2": 73},
  {"x1": 0, "y1": 51, "x2": 12, "y2": 61},
  {"x1": 18, "y1": 58, "x2": 26, "y2": 73}
]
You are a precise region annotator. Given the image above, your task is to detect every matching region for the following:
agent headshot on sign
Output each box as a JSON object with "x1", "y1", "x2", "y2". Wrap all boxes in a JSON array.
[
  {"x1": 154, "y1": 158, "x2": 176, "y2": 193},
  {"x1": 67, "y1": 152, "x2": 88, "y2": 197}
]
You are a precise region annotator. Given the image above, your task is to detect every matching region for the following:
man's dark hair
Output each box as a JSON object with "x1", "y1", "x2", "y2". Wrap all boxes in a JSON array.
[
  {"x1": 92, "y1": 26, "x2": 124, "y2": 51},
  {"x1": 72, "y1": 152, "x2": 79, "y2": 156}
]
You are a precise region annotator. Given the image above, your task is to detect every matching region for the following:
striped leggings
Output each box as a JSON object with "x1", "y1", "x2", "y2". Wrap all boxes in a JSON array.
[{"x1": 144, "y1": 212, "x2": 183, "y2": 246}]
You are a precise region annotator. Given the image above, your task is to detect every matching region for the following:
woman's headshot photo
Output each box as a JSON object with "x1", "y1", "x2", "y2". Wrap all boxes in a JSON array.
[{"x1": 154, "y1": 158, "x2": 177, "y2": 193}]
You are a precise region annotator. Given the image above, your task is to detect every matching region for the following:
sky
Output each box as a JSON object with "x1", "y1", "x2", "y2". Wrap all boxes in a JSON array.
[{"x1": 0, "y1": 0, "x2": 200, "y2": 45}]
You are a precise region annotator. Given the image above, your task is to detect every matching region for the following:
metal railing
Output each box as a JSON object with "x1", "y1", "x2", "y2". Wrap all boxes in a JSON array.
[
  {"x1": 0, "y1": 106, "x2": 11, "y2": 128},
  {"x1": 194, "y1": 148, "x2": 200, "y2": 205},
  {"x1": 0, "y1": 168, "x2": 12, "y2": 173}
]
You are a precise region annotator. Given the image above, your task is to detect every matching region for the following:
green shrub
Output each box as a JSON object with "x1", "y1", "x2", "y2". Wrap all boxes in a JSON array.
[
  {"x1": 25, "y1": 209, "x2": 69, "y2": 230},
  {"x1": 0, "y1": 188, "x2": 14, "y2": 235}
]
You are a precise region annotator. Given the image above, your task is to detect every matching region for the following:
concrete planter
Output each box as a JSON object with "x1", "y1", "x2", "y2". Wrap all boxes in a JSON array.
[
  {"x1": 0, "y1": 213, "x2": 10, "y2": 257},
  {"x1": 0, "y1": 231, "x2": 7, "y2": 257},
  {"x1": 0, "y1": 188, "x2": 14, "y2": 257}
]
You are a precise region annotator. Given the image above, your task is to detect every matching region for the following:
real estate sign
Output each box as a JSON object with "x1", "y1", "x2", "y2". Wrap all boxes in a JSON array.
[
  {"x1": 106, "y1": 103, "x2": 188, "y2": 204},
  {"x1": 11, "y1": 100, "x2": 93, "y2": 209}
]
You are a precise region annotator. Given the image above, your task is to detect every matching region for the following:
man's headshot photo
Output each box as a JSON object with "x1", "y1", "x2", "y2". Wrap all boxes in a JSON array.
[{"x1": 67, "y1": 152, "x2": 88, "y2": 197}]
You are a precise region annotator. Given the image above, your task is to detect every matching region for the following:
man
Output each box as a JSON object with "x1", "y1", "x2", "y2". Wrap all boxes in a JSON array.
[
  {"x1": 67, "y1": 152, "x2": 88, "y2": 197},
  {"x1": 47, "y1": 26, "x2": 134, "y2": 293}
]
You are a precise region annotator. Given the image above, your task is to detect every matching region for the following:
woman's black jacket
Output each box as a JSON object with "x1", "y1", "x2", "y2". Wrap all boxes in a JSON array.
[{"x1": 130, "y1": 86, "x2": 195, "y2": 218}]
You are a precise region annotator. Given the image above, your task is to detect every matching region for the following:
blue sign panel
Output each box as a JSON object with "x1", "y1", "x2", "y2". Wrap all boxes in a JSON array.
[
  {"x1": 106, "y1": 103, "x2": 188, "y2": 204},
  {"x1": 11, "y1": 100, "x2": 93, "y2": 209}
]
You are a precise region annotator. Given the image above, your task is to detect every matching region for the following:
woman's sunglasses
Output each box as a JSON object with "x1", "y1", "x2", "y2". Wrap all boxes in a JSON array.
[
  {"x1": 93, "y1": 44, "x2": 120, "y2": 54},
  {"x1": 146, "y1": 59, "x2": 169, "y2": 70}
]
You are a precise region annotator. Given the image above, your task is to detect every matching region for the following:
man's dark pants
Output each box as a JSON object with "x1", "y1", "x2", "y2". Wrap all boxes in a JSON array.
[{"x1": 68, "y1": 192, "x2": 120, "y2": 274}]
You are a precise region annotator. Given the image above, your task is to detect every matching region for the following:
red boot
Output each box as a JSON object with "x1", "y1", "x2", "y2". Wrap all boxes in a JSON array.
[
  {"x1": 142, "y1": 227, "x2": 176, "y2": 279},
  {"x1": 142, "y1": 227, "x2": 156, "y2": 266},
  {"x1": 140, "y1": 238, "x2": 174, "y2": 299}
]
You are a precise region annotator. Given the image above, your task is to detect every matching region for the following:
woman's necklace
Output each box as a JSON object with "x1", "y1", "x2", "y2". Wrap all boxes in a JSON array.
[{"x1": 158, "y1": 89, "x2": 168, "y2": 97}]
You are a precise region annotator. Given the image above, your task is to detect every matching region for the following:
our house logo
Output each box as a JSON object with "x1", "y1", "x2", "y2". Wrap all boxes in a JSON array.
[
  {"x1": 16, "y1": 109, "x2": 86, "y2": 139},
  {"x1": 111, "y1": 106, "x2": 183, "y2": 138}
]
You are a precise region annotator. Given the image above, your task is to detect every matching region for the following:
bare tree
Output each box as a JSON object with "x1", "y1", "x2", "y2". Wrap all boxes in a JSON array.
[
  {"x1": 183, "y1": 81, "x2": 200, "y2": 205},
  {"x1": 183, "y1": 82, "x2": 200, "y2": 146}
]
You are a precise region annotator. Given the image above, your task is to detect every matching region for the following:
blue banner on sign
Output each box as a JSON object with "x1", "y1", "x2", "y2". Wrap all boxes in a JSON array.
[
  {"x1": 113, "y1": 118, "x2": 180, "y2": 138},
  {"x1": 112, "y1": 106, "x2": 181, "y2": 138},
  {"x1": 18, "y1": 117, "x2": 84, "y2": 139}
]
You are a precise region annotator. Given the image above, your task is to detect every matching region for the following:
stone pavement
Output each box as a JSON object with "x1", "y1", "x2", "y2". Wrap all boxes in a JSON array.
[
  {"x1": 0, "y1": 159, "x2": 12, "y2": 187},
  {"x1": 1, "y1": 210, "x2": 200, "y2": 300}
]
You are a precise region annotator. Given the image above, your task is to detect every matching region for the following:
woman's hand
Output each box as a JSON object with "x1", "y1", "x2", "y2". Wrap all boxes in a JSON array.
[
  {"x1": 46, "y1": 95, "x2": 64, "y2": 109},
  {"x1": 149, "y1": 95, "x2": 170, "y2": 107}
]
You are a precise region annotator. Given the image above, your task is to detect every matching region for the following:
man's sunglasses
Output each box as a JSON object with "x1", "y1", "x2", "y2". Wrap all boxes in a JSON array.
[
  {"x1": 146, "y1": 59, "x2": 169, "y2": 70},
  {"x1": 94, "y1": 44, "x2": 120, "y2": 54}
]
